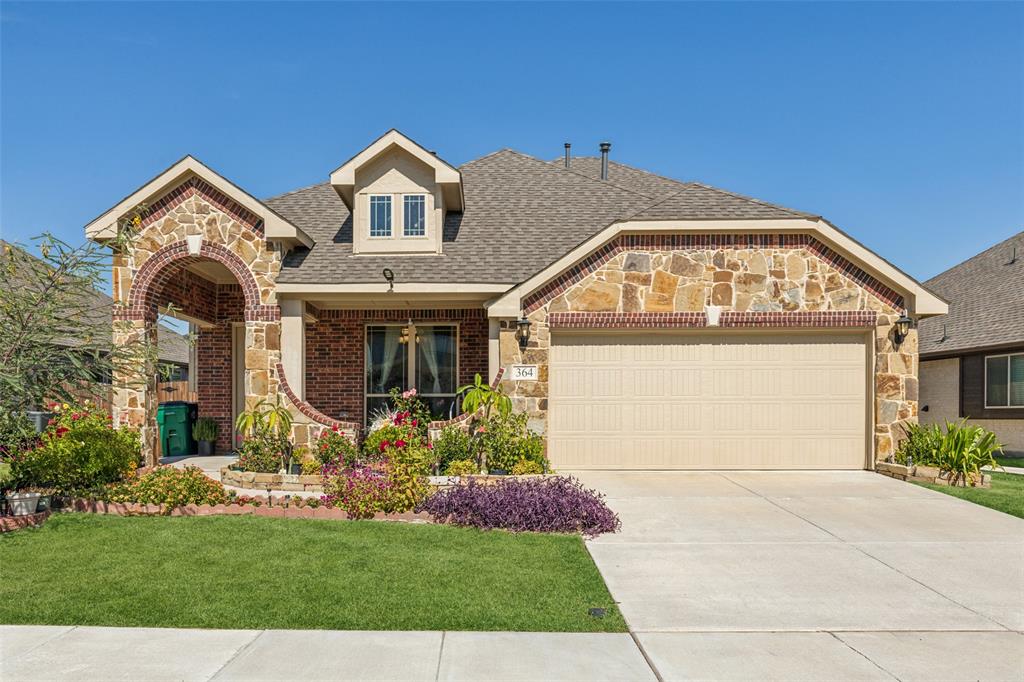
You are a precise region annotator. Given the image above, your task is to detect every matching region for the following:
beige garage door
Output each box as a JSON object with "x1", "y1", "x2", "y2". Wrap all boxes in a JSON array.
[{"x1": 548, "y1": 332, "x2": 868, "y2": 470}]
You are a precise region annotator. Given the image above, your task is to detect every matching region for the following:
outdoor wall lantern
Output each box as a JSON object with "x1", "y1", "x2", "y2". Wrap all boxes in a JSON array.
[
  {"x1": 893, "y1": 312, "x2": 914, "y2": 348},
  {"x1": 516, "y1": 316, "x2": 532, "y2": 349},
  {"x1": 382, "y1": 268, "x2": 395, "y2": 291}
]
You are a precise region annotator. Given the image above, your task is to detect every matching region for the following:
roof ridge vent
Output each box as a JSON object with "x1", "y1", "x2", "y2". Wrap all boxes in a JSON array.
[{"x1": 599, "y1": 141, "x2": 611, "y2": 180}]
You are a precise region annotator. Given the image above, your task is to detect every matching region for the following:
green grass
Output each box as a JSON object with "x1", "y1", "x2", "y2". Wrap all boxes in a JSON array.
[
  {"x1": 993, "y1": 455, "x2": 1024, "y2": 470},
  {"x1": 0, "y1": 514, "x2": 626, "y2": 632},
  {"x1": 917, "y1": 472, "x2": 1024, "y2": 519}
]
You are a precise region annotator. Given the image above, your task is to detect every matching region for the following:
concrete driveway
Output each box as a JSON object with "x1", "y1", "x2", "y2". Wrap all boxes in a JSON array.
[{"x1": 572, "y1": 470, "x2": 1024, "y2": 681}]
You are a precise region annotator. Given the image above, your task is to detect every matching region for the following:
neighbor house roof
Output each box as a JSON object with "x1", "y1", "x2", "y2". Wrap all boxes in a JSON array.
[
  {"x1": 1, "y1": 241, "x2": 189, "y2": 365},
  {"x1": 918, "y1": 231, "x2": 1024, "y2": 357},
  {"x1": 267, "y1": 149, "x2": 815, "y2": 285}
]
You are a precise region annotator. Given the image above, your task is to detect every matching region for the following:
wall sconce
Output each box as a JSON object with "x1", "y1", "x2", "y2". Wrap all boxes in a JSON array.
[
  {"x1": 382, "y1": 268, "x2": 395, "y2": 291},
  {"x1": 893, "y1": 312, "x2": 914, "y2": 348},
  {"x1": 516, "y1": 317, "x2": 532, "y2": 349}
]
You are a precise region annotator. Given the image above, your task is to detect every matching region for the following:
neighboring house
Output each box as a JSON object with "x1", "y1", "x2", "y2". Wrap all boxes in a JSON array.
[
  {"x1": 0, "y1": 240, "x2": 190, "y2": 383},
  {"x1": 918, "y1": 231, "x2": 1024, "y2": 456},
  {"x1": 84, "y1": 130, "x2": 946, "y2": 465}
]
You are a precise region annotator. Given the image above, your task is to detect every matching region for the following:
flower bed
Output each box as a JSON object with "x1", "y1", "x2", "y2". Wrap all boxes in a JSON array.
[
  {"x1": 64, "y1": 497, "x2": 432, "y2": 521},
  {"x1": 876, "y1": 461, "x2": 991, "y2": 488},
  {"x1": 0, "y1": 509, "x2": 50, "y2": 533},
  {"x1": 221, "y1": 467, "x2": 324, "y2": 492}
]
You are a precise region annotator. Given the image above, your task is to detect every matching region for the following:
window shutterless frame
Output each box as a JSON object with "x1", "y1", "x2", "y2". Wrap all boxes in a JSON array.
[
  {"x1": 368, "y1": 195, "x2": 392, "y2": 237},
  {"x1": 364, "y1": 322, "x2": 460, "y2": 424},
  {"x1": 403, "y1": 194, "x2": 427, "y2": 237},
  {"x1": 984, "y1": 351, "x2": 1024, "y2": 408}
]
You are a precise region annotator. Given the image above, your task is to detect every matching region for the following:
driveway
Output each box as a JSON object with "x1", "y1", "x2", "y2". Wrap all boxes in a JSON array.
[{"x1": 572, "y1": 470, "x2": 1024, "y2": 681}]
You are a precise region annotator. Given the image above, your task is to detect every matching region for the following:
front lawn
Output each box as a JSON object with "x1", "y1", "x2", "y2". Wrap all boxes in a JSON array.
[
  {"x1": 916, "y1": 471, "x2": 1024, "y2": 519},
  {"x1": 0, "y1": 514, "x2": 626, "y2": 632},
  {"x1": 993, "y1": 455, "x2": 1024, "y2": 470}
]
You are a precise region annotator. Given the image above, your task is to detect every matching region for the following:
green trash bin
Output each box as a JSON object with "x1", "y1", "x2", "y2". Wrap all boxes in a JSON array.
[{"x1": 156, "y1": 401, "x2": 198, "y2": 458}]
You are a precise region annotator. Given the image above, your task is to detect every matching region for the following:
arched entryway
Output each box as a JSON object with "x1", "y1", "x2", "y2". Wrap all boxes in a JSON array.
[{"x1": 113, "y1": 239, "x2": 280, "y2": 465}]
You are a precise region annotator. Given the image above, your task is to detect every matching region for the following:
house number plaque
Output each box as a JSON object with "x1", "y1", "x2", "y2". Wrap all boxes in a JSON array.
[{"x1": 510, "y1": 365, "x2": 539, "y2": 381}]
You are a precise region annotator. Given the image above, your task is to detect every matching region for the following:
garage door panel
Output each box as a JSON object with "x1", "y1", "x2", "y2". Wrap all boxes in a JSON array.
[{"x1": 548, "y1": 332, "x2": 868, "y2": 470}]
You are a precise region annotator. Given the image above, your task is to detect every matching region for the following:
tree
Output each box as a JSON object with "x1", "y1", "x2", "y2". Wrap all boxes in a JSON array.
[{"x1": 0, "y1": 234, "x2": 158, "y2": 413}]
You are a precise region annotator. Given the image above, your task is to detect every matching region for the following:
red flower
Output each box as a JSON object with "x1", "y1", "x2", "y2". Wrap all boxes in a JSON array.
[
  {"x1": 331, "y1": 425, "x2": 339, "y2": 432},
  {"x1": 426, "y1": 442, "x2": 433, "y2": 450},
  {"x1": 411, "y1": 419, "x2": 418, "y2": 427},
  {"x1": 379, "y1": 440, "x2": 390, "y2": 452},
  {"x1": 395, "y1": 439, "x2": 406, "y2": 448}
]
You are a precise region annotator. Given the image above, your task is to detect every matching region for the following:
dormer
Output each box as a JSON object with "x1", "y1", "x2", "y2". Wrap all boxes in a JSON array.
[{"x1": 330, "y1": 130, "x2": 463, "y2": 255}]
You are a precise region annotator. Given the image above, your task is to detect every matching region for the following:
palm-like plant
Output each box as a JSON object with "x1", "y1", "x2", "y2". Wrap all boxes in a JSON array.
[
  {"x1": 458, "y1": 373, "x2": 511, "y2": 421},
  {"x1": 235, "y1": 395, "x2": 295, "y2": 471}
]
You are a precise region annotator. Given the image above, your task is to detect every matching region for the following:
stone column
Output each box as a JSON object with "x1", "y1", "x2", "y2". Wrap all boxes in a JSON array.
[{"x1": 112, "y1": 317, "x2": 159, "y2": 466}]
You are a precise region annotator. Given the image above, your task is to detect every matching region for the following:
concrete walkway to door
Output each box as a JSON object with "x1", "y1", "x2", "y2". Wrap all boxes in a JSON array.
[{"x1": 571, "y1": 470, "x2": 1024, "y2": 681}]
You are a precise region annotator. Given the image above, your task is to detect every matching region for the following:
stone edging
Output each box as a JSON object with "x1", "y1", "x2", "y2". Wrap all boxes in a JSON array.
[
  {"x1": 65, "y1": 498, "x2": 432, "y2": 522},
  {"x1": 0, "y1": 510, "x2": 51, "y2": 533},
  {"x1": 875, "y1": 462, "x2": 991, "y2": 488}
]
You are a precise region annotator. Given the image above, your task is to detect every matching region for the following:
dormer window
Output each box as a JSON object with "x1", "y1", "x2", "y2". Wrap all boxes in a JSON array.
[
  {"x1": 369, "y1": 195, "x2": 392, "y2": 237},
  {"x1": 403, "y1": 195, "x2": 426, "y2": 237}
]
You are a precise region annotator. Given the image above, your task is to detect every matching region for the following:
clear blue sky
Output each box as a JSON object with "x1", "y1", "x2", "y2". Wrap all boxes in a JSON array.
[{"x1": 2, "y1": 1, "x2": 1021, "y2": 282}]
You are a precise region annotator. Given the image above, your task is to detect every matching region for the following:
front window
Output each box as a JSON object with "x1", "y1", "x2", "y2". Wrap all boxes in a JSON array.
[
  {"x1": 365, "y1": 323, "x2": 459, "y2": 423},
  {"x1": 403, "y1": 195, "x2": 426, "y2": 236},
  {"x1": 986, "y1": 352, "x2": 1024, "y2": 407},
  {"x1": 369, "y1": 195, "x2": 392, "y2": 237}
]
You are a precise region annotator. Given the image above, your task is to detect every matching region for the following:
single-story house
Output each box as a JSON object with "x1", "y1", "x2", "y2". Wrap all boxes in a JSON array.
[
  {"x1": 84, "y1": 130, "x2": 946, "y2": 467},
  {"x1": 918, "y1": 231, "x2": 1024, "y2": 456}
]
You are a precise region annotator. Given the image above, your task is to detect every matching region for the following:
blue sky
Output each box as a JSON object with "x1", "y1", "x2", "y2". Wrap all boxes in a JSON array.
[{"x1": 1, "y1": 1, "x2": 1021, "y2": 283}]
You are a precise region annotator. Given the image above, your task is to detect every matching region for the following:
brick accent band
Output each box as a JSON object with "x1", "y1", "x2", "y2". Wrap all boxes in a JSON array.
[
  {"x1": 522, "y1": 233, "x2": 904, "y2": 313},
  {"x1": 549, "y1": 312, "x2": 708, "y2": 328},
  {"x1": 547, "y1": 310, "x2": 877, "y2": 329},
  {"x1": 138, "y1": 176, "x2": 263, "y2": 233},
  {"x1": 275, "y1": 362, "x2": 361, "y2": 433},
  {"x1": 118, "y1": 240, "x2": 278, "y2": 322}
]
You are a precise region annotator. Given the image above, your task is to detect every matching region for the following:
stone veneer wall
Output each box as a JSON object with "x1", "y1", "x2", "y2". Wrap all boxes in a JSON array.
[
  {"x1": 110, "y1": 179, "x2": 287, "y2": 464},
  {"x1": 498, "y1": 235, "x2": 919, "y2": 463}
]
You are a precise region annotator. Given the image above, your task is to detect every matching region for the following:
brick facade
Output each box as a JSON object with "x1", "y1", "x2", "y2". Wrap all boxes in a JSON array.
[{"x1": 305, "y1": 308, "x2": 489, "y2": 424}]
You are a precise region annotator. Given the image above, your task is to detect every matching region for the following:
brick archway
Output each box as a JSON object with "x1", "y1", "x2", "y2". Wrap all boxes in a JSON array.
[{"x1": 119, "y1": 240, "x2": 278, "y2": 322}]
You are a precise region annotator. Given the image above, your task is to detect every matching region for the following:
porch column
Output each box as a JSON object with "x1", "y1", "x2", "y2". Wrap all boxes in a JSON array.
[
  {"x1": 280, "y1": 298, "x2": 306, "y2": 399},
  {"x1": 488, "y1": 317, "x2": 501, "y2": 383}
]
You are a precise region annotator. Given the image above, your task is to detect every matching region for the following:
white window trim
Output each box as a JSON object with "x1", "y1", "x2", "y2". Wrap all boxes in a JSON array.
[
  {"x1": 364, "y1": 322, "x2": 460, "y2": 423},
  {"x1": 368, "y1": 194, "x2": 392, "y2": 238},
  {"x1": 984, "y1": 351, "x2": 1024, "y2": 408},
  {"x1": 402, "y1": 194, "x2": 428, "y2": 238}
]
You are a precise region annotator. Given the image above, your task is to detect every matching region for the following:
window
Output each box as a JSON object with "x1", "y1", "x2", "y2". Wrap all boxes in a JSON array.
[
  {"x1": 985, "y1": 352, "x2": 1024, "y2": 408},
  {"x1": 364, "y1": 323, "x2": 459, "y2": 423},
  {"x1": 403, "y1": 195, "x2": 426, "y2": 236},
  {"x1": 369, "y1": 195, "x2": 392, "y2": 237}
]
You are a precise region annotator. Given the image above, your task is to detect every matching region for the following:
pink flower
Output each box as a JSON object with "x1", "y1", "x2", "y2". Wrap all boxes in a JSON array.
[
  {"x1": 411, "y1": 419, "x2": 418, "y2": 427},
  {"x1": 331, "y1": 425, "x2": 339, "y2": 432},
  {"x1": 395, "y1": 439, "x2": 406, "y2": 449},
  {"x1": 402, "y1": 389, "x2": 417, "y2": 399},
  {"x1": 426, "y1": 442, "x2": 433, "y2": 450},
  {"x1": 379, "y1": 440, "x2": 390, "y2": 452}
]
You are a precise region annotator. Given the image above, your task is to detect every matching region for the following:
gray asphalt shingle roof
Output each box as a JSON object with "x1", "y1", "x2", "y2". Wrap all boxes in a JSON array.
[
  {"x1": 267, "y1": 149, "x2": 816, "y2": 285},
  {"x1": 918, "y1": 231, "x2": 1024, "y2": 357}
]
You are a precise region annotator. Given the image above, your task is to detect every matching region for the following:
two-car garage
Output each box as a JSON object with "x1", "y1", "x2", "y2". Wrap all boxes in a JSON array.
[{"x1": 547, "y1": 331, "x2": 871, "y2": 470}]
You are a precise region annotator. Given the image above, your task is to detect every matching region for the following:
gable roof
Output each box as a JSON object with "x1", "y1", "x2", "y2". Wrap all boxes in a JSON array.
[
  {"x1": 918, "y1": 231, "x2": 1024, "y2": 357},
  {"x1": 268, "y1": 149, "x2": 816, "y2": 285}
]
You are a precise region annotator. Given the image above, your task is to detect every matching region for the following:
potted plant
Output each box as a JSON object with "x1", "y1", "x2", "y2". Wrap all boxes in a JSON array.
[
  {"x1": 6, "y1": 490, "x2": 41, "y2": 516},
  {"x1": 193, "y1": 417, "x2": 219, "y2": 456},
  {"x1": 25, "y1": 486, "x2": 55, "y2": 512}
]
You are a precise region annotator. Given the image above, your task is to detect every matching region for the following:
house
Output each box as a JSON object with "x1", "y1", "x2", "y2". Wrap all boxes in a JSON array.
[
  {"x1": 0, "y1": 240, "x2": 190, "y2": 383},
  {"x1": 84, "y1": 130, "x2": 946, "y2": 466},
  {"x1": 918, "y1": 231, "x2": 1024, "y2": 456}
]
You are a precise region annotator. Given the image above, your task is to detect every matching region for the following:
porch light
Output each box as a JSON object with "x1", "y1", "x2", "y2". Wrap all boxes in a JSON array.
[
  {"x1": 893, "y1": 312, "x2": 913, "y2": 347},
  {"x1": 516, "y1": 317, "x2": 531, "y2": 349}
]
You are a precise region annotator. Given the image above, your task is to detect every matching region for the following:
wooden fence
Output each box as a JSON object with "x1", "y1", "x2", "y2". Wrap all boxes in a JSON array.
[{"x1": 156, "y1": 381, "x2": 197, "y2": 404}]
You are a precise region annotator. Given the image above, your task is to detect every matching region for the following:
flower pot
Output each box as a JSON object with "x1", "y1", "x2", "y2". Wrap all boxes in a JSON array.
[
  {"x1": 34, "y1": 494, "x2": 52, "y2": 513},
  {"x1": 197, "y1": 440, "x2": 216, "y2": 456},
  {"x1": 7, "y1": 492, "x2": 41, "y2": 516}
]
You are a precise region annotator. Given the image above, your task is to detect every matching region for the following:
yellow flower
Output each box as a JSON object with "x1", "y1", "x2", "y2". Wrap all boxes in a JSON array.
[{"x1": 61, "y1": 403, "x2": 69, "y2": 410}]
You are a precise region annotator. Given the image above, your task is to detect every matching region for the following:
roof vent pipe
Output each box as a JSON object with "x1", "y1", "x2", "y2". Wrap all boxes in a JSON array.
[
  {"x1": 599, "y1": 142, "x2": 611, "y2": 180},
  {"x1": 564, "y1": 143, "x2": 571, "y2": 168}
]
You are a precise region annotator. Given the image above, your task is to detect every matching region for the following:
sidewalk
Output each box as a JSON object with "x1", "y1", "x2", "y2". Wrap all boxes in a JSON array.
[{"x1": 0, "y1": 626, "x2": 656, "y2": 681}]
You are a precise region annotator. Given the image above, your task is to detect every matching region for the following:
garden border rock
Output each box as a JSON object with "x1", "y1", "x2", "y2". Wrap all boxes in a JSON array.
[
  {"x1": 66, "y1": 498, "x2": 432, "y2": 522},
  {"x1": 0, "y1": 510, "x2": 51, "y2": 533},
  {"x1": 875, "y1": 462, "x2": 991, "y2": 488}
]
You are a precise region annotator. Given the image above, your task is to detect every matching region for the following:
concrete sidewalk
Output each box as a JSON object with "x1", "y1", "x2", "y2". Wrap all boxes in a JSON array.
[{"x1": 0, "y1": 626, "x2": 654, "y2": 681}]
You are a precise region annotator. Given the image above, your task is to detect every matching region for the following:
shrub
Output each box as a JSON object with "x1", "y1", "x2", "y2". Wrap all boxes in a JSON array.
[
  {"x1": 390, "y1": 388, "x2": 431, "y2": 437},
  {"x1": 479, "y1": 412, "x2": 547, "y2": 473},
  {"x1": 10, "y1": 404, "x2": 140, "y2": 494},
  {"x1": 363, "y1": 423, "x2": 404, "y2": 460},
  {"x1": 417, "y1": 476, "x2": 620, "y2": 536},
  {"x1": 193, "y1": 417, "x2": 219, "y2": 442},
  {"x1": 236, "y1": 436, "x2": 285, "y2": 473},
  {"x1": 316, "y1": 427, "x2": 359, "y2": 468},
  {"x1": 444, "y1": 458, "x2": 479, "y2": 476},
  {"x1": 0, "y1": 410, "x2": 37, "y2": 461},
  {"x1": 106, "y1": 466, "x2": 230, "y2": 512},
  {"x1": 511, "y1": 459, "x2": 544, "y2": 475},
  {"x1": 898, "y1": 420, "x2": 1002, "y2": 486},
  {"x1": 434, "y1": 425, "x2": 473, "y2": 470},
  {"x1": 321, "y1": 462, "x2": 394, "y2": 520}
]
